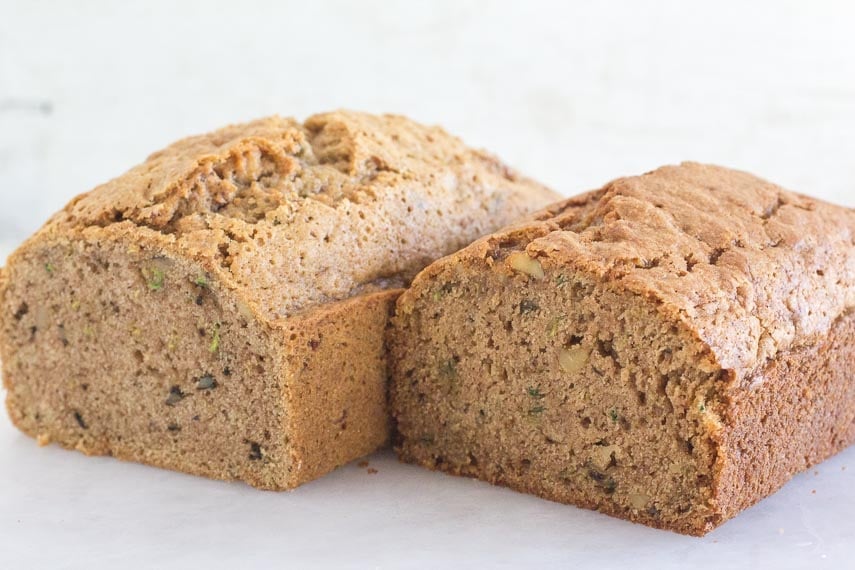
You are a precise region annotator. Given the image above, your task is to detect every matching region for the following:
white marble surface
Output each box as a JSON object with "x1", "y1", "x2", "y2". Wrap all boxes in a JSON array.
[{"x1": 1, "y1": 1, "x2": 854, "y2": 568}]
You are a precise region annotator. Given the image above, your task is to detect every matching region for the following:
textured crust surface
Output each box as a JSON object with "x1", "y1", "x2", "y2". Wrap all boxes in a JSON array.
[
  {"x1": 713, "y1": 309, "x2": 855, "y2": 525},
  {"x1": 0, "y1": 111, "x2": 559, "y2": 489},
  {"x1": 445, "y1": 162, "x2": 854, "y2": 379},
  {"x1": 50, "y1": 111, "x2": 558, "y2": 319},
  {"x1": 391, "y1": 162, "x2": 854, "y2": 534}
]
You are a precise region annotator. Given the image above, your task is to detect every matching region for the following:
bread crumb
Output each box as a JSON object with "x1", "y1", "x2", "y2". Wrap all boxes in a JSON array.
[
  {"x1": 367, "y1": 468, "x2": 378, "y2": 475},
  {"x1": 357, "y1": 460, "x2": 369, "y2": 468}
]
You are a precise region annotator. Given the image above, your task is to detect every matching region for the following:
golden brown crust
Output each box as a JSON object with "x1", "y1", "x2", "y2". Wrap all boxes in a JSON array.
[
  {"x1": 425, "y1": 162, "x2": 855, "y2": 378},
  {"x1": 36, "y1": 110, "x2": 558, "y2": 319},
  {"x1": 712, "y1": 309, "x2": 855, "y2": 526}
]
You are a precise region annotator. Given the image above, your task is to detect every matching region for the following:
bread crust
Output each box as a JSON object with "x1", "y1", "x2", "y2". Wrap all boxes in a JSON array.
[
  {"x1": 28, "y1": 110, "x2": 558, "y2": 319},
  {"x1": 421, "y1": 162, "x2": 854, "y2": 379}
]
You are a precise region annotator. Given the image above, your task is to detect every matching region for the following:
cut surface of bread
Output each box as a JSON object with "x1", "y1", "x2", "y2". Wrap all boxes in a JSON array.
[
  {"x1": 0, "y1": 111, "x2": 559, "y2": 489},
  {"x1": 390, "y1": 163, "x2": 854, "y2": 535}
]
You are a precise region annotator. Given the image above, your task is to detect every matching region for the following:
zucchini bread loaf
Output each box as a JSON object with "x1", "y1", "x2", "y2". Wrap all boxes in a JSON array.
[
  {"x1": 0, "y1": 111, "x2": 558, "y2": 489},
  {"x1": 390, "y1": 162, "x2": 854, "y2": 535}
]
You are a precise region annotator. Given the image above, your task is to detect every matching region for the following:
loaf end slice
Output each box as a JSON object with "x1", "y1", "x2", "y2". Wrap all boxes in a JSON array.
[
  {"x1": 0, "y1": 111, "x2": 559, "y2": 489},
  {"x1": 390, "y1": 163, "x2": 855, "y2": 534}
]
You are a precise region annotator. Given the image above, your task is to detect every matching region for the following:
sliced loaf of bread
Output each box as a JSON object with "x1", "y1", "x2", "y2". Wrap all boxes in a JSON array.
[
  {"x1": 390, "y1": 163, "x2": 854, "y2": 535},
  {"x1": 0, "y1": 111, "x2": 559, "y2": 489}
]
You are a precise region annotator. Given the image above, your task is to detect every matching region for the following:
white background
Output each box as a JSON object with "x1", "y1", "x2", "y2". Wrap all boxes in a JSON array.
[{"x1": 1, "y1": 1, "x2": 853, "y2": 568}]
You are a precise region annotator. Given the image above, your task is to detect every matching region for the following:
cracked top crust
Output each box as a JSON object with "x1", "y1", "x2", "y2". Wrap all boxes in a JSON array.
[
  {"x1": 434, "y1": 162, "x2": 855, "y2": 378},
  {"x1": 24, "y1": 110, "x2": 557, "y2": 319}
]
